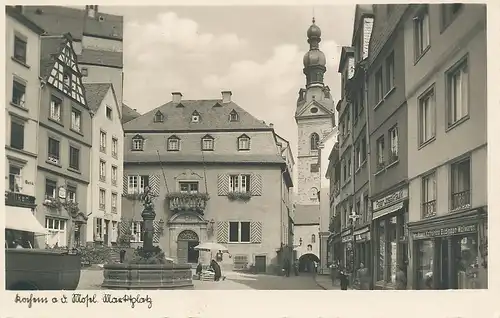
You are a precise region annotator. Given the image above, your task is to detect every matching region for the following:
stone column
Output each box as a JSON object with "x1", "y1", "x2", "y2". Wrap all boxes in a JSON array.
[{"x1": 140, "y1": 187, "x2": 156, "y2": 253}]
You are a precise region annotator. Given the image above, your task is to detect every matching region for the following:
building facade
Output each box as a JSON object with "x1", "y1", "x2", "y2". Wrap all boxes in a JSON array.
[
  {"x1": 5, "y1": 7, "x2": 46, "y2": 247},
  {"x1": 293, "y1": 19, "x2": 336, "y2": 272},
  {"x1": 334, "y1": 5, "x2": 374, "y2": 277},
  {"x1": 403, "y1": 4, "x2": 487, "y2": 289},
  {"x1": 24, "y1": 5, "x2": 124, "y2": 107},
  {"x1": 317, "y1": 129, "x2": 337, "y2": 274},
  {"x1": 84, "y1": 83, "x2": 124, "y2": 246},
  {"x1": 36, "y1": 34, "x2": 91, "y2": 248},
  {"x1": 121, "y1": 91, "x2": 293, "y2": 273},
  {"x1": 366, "y1": 4, "x2": 409, "y2": 290}
]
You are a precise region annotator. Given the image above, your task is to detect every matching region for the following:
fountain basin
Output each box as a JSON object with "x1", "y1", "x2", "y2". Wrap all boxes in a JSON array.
[{"x1": 102, "y1": 263, "x2": 194, "y2": 290}]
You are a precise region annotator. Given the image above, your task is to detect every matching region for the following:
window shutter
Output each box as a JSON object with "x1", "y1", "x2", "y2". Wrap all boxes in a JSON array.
[
  {"x1": 153, "y1": 220, "x2": 160, "y2": 243},
  {"x1": 123, "y1": 174, "x2": 128, "y2": 195},
  {"x1": 250, "y1": 174, "x2": 262, "y2": 196},
  {"x1": 250, "y1": 221, "x2": 262, "y2": 243},
  {"x1": 217, "y1": 174, "x2": 229, "y2": 196},
  {"x1": 217, "y1": 221, "x2": 229, "y2": 243},
  {"x1": 149, "y1": 174, "x2": 160, "y2": 196}
]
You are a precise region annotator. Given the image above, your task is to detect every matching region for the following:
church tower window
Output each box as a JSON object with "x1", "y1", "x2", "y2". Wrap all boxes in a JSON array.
[{"x1": 310, "y1": 133, "x2": 319, "y2": 151}]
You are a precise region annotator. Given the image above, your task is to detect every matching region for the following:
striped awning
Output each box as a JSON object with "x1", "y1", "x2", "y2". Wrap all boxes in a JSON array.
[{"x1": 5, "y1": 206, "x2": 48, "y2": 234}]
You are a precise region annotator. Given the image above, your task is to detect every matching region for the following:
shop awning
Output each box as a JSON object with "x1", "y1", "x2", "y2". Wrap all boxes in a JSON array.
[
  {"x1": 372, "y1": 202, "x2": 404, "y2": 220},
  {"x1": 5, "y1": 206, "x2": 48, "y2": 234}
]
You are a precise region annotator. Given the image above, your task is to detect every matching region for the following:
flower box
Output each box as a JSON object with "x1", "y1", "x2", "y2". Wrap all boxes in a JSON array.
[
  {"x1": 165, "y1": 192, "x2": 209, "y2": 213},
  {"x1": 227, "y1": 191, "x2": 252, "y2": 201}
]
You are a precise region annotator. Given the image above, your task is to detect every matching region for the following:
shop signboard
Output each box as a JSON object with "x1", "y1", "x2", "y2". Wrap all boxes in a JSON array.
[
  {"x1": 373, "y1": 187, "x2": 408, "y2": 211},
  {"x1": 413, "y1": 224, "x2": 477, "y2": 240},
  {"x1": 341, "y1": 235, "x2": 353, "y2": 243}
]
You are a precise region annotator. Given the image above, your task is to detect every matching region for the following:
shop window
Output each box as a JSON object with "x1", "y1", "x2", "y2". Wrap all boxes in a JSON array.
[
  {"x1": 416, "y1": 239, "x2": 435, "y2": 289},
  {"x1": 377, "y1": 219, "x2": 386, "y2": 281},
  {"x1": 388, "y1": 216, "x2": 398, "y2": 284},
  {"x1": 452, "y1": 235, "x2": 480, "y2": 289}
]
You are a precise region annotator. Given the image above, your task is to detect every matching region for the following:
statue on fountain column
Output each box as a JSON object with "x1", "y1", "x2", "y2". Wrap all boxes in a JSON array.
[{"x1": 141, "y1": 186, "x2": 154, "y2": 210}]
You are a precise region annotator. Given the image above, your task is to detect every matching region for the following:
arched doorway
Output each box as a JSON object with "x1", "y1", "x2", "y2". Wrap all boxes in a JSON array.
[
  {"x1": 299, "y1": 253, "x2": 320, "y2": 273},
  {"x1": 177, "y1": 230, "x2": 199, "y2": 264}
]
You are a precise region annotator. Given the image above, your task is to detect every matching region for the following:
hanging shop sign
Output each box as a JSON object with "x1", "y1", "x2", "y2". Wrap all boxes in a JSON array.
[
  {"x1": 355, "y1": 232, "x2": 370, "y2": 242},
  {"x1": 341, "y1": 228, "x2": 352, "y2": 237},
  {"x1": 341, "y1": 235, "x2": 353, "y2": 243},
  {"x1": 413, "y1": 224, "x2": 477, "y2": 240},
  {"x1": 373, "y1": 187, "x2": 408, "y2": 211}
]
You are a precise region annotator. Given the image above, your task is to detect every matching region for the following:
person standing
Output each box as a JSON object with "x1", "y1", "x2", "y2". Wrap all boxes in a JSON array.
[
  {"x1": 395, "y1": 264, "x2": 407, "y2": 290},
  {"x1": 356, "y1": 263, "x2": 370, "y2": 290},
  {"x1": 338, "y1": 265, "x2": 349, "y2": 290},
  {"x1": 210, "y1": 259, "x2": 221, "y2": 281},
  {"x1": 283, "y1": 258, "x2": 291, "y2": 277}
]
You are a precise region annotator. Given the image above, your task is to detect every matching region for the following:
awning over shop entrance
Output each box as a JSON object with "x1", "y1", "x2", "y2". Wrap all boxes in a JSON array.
[
  {"x1": 5, "y1": 206, "x2": 48, "y2": 234},
  {"x1": 372, "y1": 201, "x2": 404, "y2": 220}
]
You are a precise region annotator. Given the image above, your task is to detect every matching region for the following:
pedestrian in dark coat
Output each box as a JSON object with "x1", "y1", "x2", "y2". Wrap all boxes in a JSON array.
[
  {"x1": 395, "y1": 264, "x2": 407, "y2": 290},
  {"x1": 283, "y1": 258, "x2": 291, "y2": 277},
  {"x1": 338, "y1": 267, "x2": 349, "y2": 290},
  {"x1": 210, "y1": 259, "x2": 222, "y2": 281}
]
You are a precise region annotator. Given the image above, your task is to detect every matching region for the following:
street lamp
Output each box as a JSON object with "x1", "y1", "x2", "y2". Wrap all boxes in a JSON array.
[{"x1": 348, "y1": 209, "x2": 360, "y2": 275}]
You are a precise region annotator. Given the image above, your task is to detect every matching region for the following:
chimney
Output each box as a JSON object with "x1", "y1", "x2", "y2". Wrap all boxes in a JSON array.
[
  {"x1": 269, "y1": 123, "x2": 274, "y2": 127},
  {"x1": 172, "y1": 92, "x2": 182, "y2": 104},
  {"x1": 221, "y1": 91, "x2": 232, "y2": 103}
]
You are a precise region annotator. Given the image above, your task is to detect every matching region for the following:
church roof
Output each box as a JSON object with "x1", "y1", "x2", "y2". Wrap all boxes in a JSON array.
[
  {"x1": 123, "y1": 99, "x2": 272, "y2": 132},
  {"x1": 294, "y1": 205, "x2": 320, "y2": 225}
]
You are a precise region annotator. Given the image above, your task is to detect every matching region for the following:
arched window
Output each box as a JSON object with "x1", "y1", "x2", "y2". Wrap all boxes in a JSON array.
[
  {"x1": 310, "y1": 133, "x2": 319, "y2": 150},
  {"x1": 311, "y1": 234, "x2": 316, "y2": 243}
]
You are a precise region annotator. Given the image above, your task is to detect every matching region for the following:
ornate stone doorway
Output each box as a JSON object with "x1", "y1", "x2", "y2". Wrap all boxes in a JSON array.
[{"x1": 177, "y1": 230, "x2": 200, "y2": 264}]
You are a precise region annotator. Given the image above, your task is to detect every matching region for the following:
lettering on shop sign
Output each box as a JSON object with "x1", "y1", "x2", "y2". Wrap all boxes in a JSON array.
[
  {"x1": 373, "y1": 188, "x2": 408, "y2": 211},
  {"x1": 341, "y1": 235, "x2": 353, "y2": 243},
  {"x1": 413, "y1": 224, "x2": 477, "y2": 239}
]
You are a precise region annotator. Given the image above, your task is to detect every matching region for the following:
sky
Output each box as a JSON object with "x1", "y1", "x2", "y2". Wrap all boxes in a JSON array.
[{"x1": 96, "y1": 5, "x2": 355, "y2": 156}]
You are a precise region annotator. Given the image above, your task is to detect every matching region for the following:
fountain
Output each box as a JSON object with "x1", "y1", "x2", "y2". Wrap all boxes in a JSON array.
[{"x1": 101, "y1": 187, "x2": 193, "y2": 289}]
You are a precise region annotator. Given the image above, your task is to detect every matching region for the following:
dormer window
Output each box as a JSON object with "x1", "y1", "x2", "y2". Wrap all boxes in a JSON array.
[
  {"x1": 154, "y1": 110, "x2": 164, "y2": 123},
  {"x1": 229, "y1": 110, "x2": 239, "y2": 122},
  {"x1": 237, "y1": 134, "x2": 250, "y2": 151},
  {"x1": 131, "y1": 135, "x2": 144, "y2": 151},
  {"x1": 167, "y1": 135, "x2": 180, "y2": 151},
  {"x1": 201, "y1": 135, "x2": 214, "y2": 151},
  {"x1": 191, "y1": 111, "x2": 200, "y2": 123}
]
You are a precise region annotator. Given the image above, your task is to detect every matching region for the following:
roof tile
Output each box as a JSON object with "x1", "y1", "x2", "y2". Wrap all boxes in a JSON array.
[
  {"x1": 84, "y1": 83, "x2": 111, "y2": 112},
  {"x1": 78, "y1": 49, "x2": 123, "y2": 68},
  {"x1": 123, "y1": 99, "x2": 271, "y2": 132}
]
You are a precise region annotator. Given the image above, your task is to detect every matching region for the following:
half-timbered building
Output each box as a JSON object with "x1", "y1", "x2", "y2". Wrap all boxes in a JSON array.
[{"x1": 35, "y1": 33, "x2": 92, "y2": 248}]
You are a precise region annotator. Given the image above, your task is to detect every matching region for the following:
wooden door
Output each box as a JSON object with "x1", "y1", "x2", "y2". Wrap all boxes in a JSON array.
[
  {"x1": 255, "y1": 255, "x2": 267, "y2": 273},
  {"x1": 177, "y1": 240, "x2": 188, "y2": 264}
]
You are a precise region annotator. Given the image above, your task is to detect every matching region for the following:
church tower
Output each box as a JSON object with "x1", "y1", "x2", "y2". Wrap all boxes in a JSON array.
[{"x1": 295, "y1": 18, "x2": 335, "y2": 205}]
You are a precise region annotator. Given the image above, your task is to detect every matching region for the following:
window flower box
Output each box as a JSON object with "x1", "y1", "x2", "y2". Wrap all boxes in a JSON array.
[
  {"x1": 165, "y1": 192, "x2": 209, "y2": 213},
  {"x1": 227, "y1": 191, "x2": 252, "y2": 201},
  {"x1": 376, "y1": 161, "x2": 386, "y2": 172},
  {"x1": 43, "y1": 196, "x2": 62, "y2": 209}
]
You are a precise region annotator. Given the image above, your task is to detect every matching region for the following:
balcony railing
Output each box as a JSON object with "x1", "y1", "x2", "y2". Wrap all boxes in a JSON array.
[
  {"x1": 422, "y1": 200, "x2": 437, "y2": 218},
  {"x1": 451, "y1": 190, "x2": 471, "y2": 211},
  {"x1": 166, "y1": 192, "x2": 209, "y2": 214}
]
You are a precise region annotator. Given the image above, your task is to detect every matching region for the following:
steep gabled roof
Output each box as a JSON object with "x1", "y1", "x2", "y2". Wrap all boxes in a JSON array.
[
  {"x1": 123, "y1": 99, "x2": 271, "y2": 132},
  {"x1": 352, "y1": 5, "x2": 374, "y2": 46},
  {"x1": 122, "y1": 103, "x2": 141, "y2": 124},
  {"x1": 23, "y1": 6, "x2": 123, "y2": 41},
  {"x1": 78, "y1": 49, "x2": 123, "y2": 68},
  {"x1": 6, "y1": 6, "x2": 45, "y2": 34},
  {"x1": 84, "y1": 83, "x2": 112, "y2": 112},
  {"x1": 40, "y1": 35, "x2": 68, "y2": 79}
]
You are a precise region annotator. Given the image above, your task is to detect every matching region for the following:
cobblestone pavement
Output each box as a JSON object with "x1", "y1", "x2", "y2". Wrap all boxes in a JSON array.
[{"x1": 77, "y1": 269, "x2": 323, "y2": 290}]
